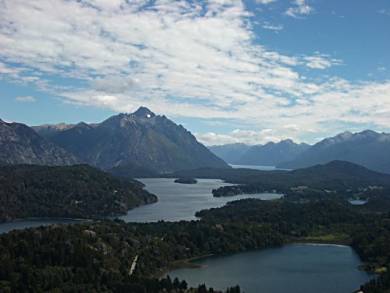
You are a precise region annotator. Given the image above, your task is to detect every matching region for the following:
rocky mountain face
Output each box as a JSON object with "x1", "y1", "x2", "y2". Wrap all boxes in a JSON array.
[
  {"x1": 209, "y1": 140, "x2": 310, "y2": 166},
  {"x1": 0, "y1": 119, "x2": 78, "y2": 166},
  {"x1": 238, "y1": 140, "x2": 310, "y2": 166},
  {"x1": 32, "y1": 123, "x2": 75, "y2": 138},
  {"x1": 46, "y1": 107, "x2": 229, "y2": 173},
  {"x1": 208, "y1": 143, "x2": 250, "y2": 164},
  {"x1": 278, "y1": 130, "x2": 390, "y2": 174}
]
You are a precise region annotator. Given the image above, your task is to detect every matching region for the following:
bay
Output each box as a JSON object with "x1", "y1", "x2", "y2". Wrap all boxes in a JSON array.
[
  {"x1": 168, "y1": 243, "x2": 373, "y2": 293},
  {"x1": 119, "y1": 178, "x2": 283, "y2": 222}
]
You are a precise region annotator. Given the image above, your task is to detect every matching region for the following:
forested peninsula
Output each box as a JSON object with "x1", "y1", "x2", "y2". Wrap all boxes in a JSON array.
[
  {"x1": 0, "y1": 164, "x2": 157, "y2": 222},
  {"x1": 1, "y1": 198, "x2": 389, "y2": 292}
]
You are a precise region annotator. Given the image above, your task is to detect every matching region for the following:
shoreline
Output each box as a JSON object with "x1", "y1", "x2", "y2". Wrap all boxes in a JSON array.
[
  {"x1": 160, "y1": 238, "x2": 378, "y2": 277},
  {"x1": 155, "y1": 254, "x2": 214, "y2": 279}
]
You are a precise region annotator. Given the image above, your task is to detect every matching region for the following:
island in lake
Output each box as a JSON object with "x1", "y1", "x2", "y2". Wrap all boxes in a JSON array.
[
  {"x1": 174, "y1": 177, "x2": 198, "y2": 184},
  {"x1": 1, "y1": 197, "x2": 389, "y2": 292},
  {"x1": 1, "y1": 156, "x2": 390, "y2": 292}
]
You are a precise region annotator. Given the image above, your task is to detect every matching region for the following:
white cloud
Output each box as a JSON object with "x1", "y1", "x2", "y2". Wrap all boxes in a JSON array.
[
  {"x1": 303, "y1": 54, "x2": 342, "y2": 70},
  {"x1": 0, "y1": 0, "x2": 311, "y2": 110},
  {"x1": 0, "y1": 0, "x2": 389, "y2": 144},
  {"x1": 15, "y1": 96, "x2": 36, "y2": 103},
  {"x1": 256, "y1": 0, "x2": 277, "y2": 4},
  {"x1": 285, "y1": 0, "x2": 313, "y2": 18},
  {"x1": 196, "y1": 129, "x2": 281, "y2": 145},
  {"x1": 262, "y1": 22, "x2": 284, "y2": 32},
  {"x1": 195, "y1": 124, "x2": 310, "y2": 145}
]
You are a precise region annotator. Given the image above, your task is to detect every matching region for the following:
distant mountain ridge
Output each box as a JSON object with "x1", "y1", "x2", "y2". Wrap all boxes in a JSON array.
[
  {"x1": 208, "y1": 143, "x2": 250, "y2": 164},
  {"x1": 239, "y1": 139, "x2": 310, "y2": 166},
  {"x1": 32, "y1": 123, "x2": 75, "y2": 138},
  {"x1": 0, "y1": 119, "x2": 78, "y2": 166},
  {"x1": 209, "y1": 139, "x2": 310, "y2": 166},
  {"x1": 170, "y1": 160, "x2": 390, "y2": 195},
  {"x1": 278, "y1": 130, "x2": 390, "y2": 174},
  {"x1": 37, "y1": 107, "x2": 229, "y2": 173}
]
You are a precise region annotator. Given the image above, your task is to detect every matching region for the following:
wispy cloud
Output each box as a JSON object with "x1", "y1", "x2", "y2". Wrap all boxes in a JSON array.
[
  {"x1": 0, "y1": 0, "x2": 389, "y2": 144},
  {"x1": 285, "y1": 0, "x2": 313, "y2": 18},
  {"x1": 197, "y1": 128, "x2": 294, "y2": 145},
  {"x1": 262, "y1": 22, "x2": 284, "y2": 32},
  {"x1": 256, "y1": 0, "x2": 277, "y2": 4},
  {"x1": 378, "y1": 9, "x2": 390, "y2": 16},
  {"x1": 15, "y1": 96, "x2": 36, "y2": 103},
  {"x1": 303, "y1": 54, "x2": 342, "y2": 70}
]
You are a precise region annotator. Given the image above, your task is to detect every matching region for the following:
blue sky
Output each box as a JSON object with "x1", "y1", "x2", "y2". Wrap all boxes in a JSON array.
[{"x1": 0, "y1": 0, "x2": 389, "y2": 145}]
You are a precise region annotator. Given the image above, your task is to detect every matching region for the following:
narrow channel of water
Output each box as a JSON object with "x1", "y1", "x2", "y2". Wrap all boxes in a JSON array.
[
  {"x1": 120, "y1": 178, "x2": 282, "y2": 222},
  {"x1": 0, "y1": 178, "x2": 282, "y2": 233}
]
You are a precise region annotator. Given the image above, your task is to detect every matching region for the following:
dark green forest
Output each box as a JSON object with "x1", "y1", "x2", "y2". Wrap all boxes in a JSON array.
[
  {"x1": 171, "y1": 161, "x2": 390, "y2": 201},
  {"x1": 0, "y1": 165, "x2": 157, "y2": 222},
  {"x1": 1, "y1": 198, "x2": 390, "y2": 292}
]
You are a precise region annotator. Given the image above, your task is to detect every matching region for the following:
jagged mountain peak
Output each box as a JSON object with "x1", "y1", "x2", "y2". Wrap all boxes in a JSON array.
[
  {"x1": 75, "y1": 121, "x2": 91, "y2": 128},
  {"x1": 356, "y1": 129, "x2": 381, "y2": 139},
  {"x1": 279, "y1": 130, "x2": 390, "y2": 174},
  {"x1": 0, "y1": 120, "x2": 78, "y2": 165},
  {"x1": 359, "y1": 129, "x2": 377, "y2": 135},
  {"x1": 103, "y1": 107, "x2": 159, "y2": 129},
  {"x1": 281, "y1": 138, "x2": 292, "y2": 143},
  {"x1": 46, "y1": 110, "x2": 228, "y2": 172},
  {"x1": 318, "y1": 130, "x2": 384, "y2": 148},
  {"x1": 279, "y1": 139, "x2": 295, "y2": 145},
  {"x1": 132, "y1": 106, "x2": 156, "y2": 118}
]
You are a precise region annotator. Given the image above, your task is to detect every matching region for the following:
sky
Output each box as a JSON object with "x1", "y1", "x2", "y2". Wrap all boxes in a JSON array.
[{"x1": 0, "y1": 0, "x2": 389, "y2": 145}]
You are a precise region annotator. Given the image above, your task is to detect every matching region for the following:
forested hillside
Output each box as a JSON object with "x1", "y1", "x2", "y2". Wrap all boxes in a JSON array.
[
  {"x1": 0, "y1": 165, "x2": 157, "y2": 222},
  {"x1": 0, "y1": 198, "x2": 389, "y2": 292}
]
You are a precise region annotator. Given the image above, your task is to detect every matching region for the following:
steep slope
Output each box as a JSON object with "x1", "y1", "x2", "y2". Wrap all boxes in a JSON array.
[
  {"x1": 32, "y1": 123, "x2": 75, "y2": 138},
  {"x1": 0, "y1": 119, "x2": 78, "y2": 166},
  {"x1": 208, "y1": 143, "x2": 251, "y2": 164},
  {"x1": 278, "y1": 130, "x2": 390, "y2": 174},
  {"x1": 239, "y1": 139, "x2": 310, "y2": 166},
  {"x1": 48, "y1": 107, "x2": 229, "y2": 173},
  {"x1": 0, "y1": 164, "x2": 157, "y2": 222}
]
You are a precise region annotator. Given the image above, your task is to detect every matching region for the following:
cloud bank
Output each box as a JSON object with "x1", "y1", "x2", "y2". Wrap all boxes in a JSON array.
[{"x1": 0, "y1": 0, "x2": 389, "y2": 145}]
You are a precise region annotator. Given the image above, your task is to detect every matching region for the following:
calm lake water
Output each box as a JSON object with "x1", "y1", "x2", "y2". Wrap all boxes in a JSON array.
[
  {"x1": 0, "y1": 218, "x2": 83, "y2": 234},
  {"x1": 230, "y1": 164, "x2": 278, "y2": 170},
  {"x1": 0, "y1": 178, "x2": 282, "y2": 233},
  {"x1": 120, "y1": 178, "x2": 283, "y2": 222},
  {"x1": 168, "y1": 244, "x2": 373, "y2": 293},
  {"x1": 229, "y1": 164, "x2": 291, "y2": 171},
  {"x1": 349, "y1": 199, "x2": 368, "y2": 205}
]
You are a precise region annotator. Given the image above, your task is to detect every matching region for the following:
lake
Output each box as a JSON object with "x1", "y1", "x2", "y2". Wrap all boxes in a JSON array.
[
  {"x1": 230, "y1": 164, "x2": 291, "y2": 171},
  {"x1": 349, "y1": 199, "x2": 368, "y2": 205},
  {"x1": 0, "y1": 178, "x2": 282, "y2": 233},
  {"x1": 168, "y1": 243, "x2": 373, "y2": 293},
  {"x1": 0, "y1": 218, "x2": 84, "y2": 234},
  {"x1": 119, "y1": 178, "x2": 283, "y2": 222}
]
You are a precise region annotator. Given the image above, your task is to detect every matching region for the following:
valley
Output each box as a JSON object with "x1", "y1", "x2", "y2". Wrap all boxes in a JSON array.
[{"x1": 2, "y1": 1, "x2": 389, "y2": 291}]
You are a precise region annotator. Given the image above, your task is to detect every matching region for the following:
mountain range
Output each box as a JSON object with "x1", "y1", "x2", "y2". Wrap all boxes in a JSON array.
[
  {"x1": 2, "y1": 108, "x2": 389, "y2": 175},
  {"x1": 278, "y1": 130, "x2": 390, "y2": 174},
  {"x1": 0, "y1": 119, "x2": 78, "y2": 166},
  {"x1": 170, "y1": 160, "x2": 390, "y2": 193},
  {"x1": 209, "y1": 140, "x2": 310, "y2": 166},
  {"x1": 2, "y1": 107, "x2": 228, "y2": 173},
  {"x1": 210, "y1": 130, "x2": 390, "y2": 174},
  {"x1": 208, "y1": 143, "x2": 251, "y2": 164}
]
